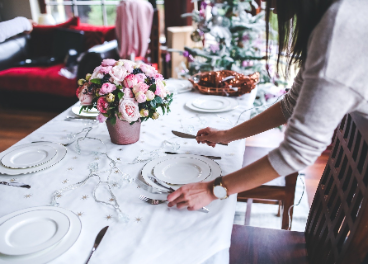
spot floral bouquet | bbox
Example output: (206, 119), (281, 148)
(76, 59), (173, 125)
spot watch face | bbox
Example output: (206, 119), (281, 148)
(214, 186), (227, 199)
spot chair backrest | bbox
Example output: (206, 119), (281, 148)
(305, 113), (368, 264)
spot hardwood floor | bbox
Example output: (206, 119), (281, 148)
(0, 105), (327, 207)
(0, 105), (59, 152)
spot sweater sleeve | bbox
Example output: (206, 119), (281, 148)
(280, 69), (304, 120)
(0, 17), (32, 43)
(268, 77), (362, 176)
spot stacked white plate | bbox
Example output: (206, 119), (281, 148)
(186, 96), (238, 113)
(0, 142), (67, 176)
(0, 206), (81, 264)
(140, 154), (222, 192)
(72, 104), (99, 118)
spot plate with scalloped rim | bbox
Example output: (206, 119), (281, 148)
(0, 142), (67, 176)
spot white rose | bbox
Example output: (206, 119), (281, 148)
(118, 99), (140, 123)
(109, 65), (129, 83)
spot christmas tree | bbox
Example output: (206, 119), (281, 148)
(177, 0), (287, 87)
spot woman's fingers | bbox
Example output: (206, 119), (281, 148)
(167, 188), (184, 206)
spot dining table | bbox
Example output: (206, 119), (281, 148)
(0, 87), (257, 264)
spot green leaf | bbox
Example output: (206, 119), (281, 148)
(109, 116), (116, 125)
(79, 106), (87, 114)
(149, 84), (156, 92)
(90, 79), (102, 85)
(117, 90), (124, 100)
(155, 96), (163, 104)
(161, 105), (165, 115)
(150, 100), (156, 108)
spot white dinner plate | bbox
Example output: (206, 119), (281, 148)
(0, 210), (70, 256)
(0, 143), (67, 176)
(1, 145), (57, 169)
(72, 105), (99, 117)
(0, 206), (81, 264)
(185, 96), (238, 113)
(192, 97), (231, 110)
(165, 79), (193, 94)
(141, 154), (222, 192)
(153, 157), (211, 185)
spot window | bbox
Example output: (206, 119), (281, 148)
(45, 0), (164, 27)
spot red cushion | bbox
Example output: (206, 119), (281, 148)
(70, 24), (115, 50)
(30, 17), (80, 57)
(0, 64), (77, 97)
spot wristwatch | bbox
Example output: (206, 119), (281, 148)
(213, 176), (228, 200)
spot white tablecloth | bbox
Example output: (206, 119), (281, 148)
(0, 89), (256, 264)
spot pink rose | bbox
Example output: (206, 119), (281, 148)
(91, 66), (104, 79)
(109, 65), (129, 84)
(101, 59), (116, 67)
(139, 63), (157, 77)
(135, 73), (146, 83)
(99, 83), (116, 95)
(117, 59), (135, 72)
(123, 88), (134, 99)
(77, 86), (93, 106)
(145, 90), (155, 101)
(97, 97), (109, 113)
(97, 113), (107, 123)
(132, 83), (149, 94)
(155, 79), (165, 97)
(100, 66), (112, 74)
(119, 99), (140, 123)
(135, 91), (147, 103)
(123, 74), (139, 88)
(154, 73), (164, 81)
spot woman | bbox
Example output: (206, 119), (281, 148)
(167, 0), (368, 210)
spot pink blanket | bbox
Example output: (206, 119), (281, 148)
(115, 0), (154, 59)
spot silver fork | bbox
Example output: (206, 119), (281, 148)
(139, 195), (209, 213)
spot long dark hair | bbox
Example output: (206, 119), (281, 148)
(265, 0), (334, 75)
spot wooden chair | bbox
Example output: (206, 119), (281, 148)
(230, 113), (368, 264)
(237, 146), (298, 230)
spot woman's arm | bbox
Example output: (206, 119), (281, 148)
(196, 101), (286, 146)
(196, 70), (304, 146)
(169, 77), (363, 210)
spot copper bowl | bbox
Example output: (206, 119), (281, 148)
(189, 70), (260, 96)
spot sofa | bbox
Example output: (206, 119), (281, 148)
(0, 17), (118, 109)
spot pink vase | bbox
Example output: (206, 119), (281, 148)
(106, 118), (141, 145)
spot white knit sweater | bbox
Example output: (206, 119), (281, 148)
(268, 0), (368, 176)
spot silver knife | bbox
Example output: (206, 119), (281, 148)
(165, 152), (221, 160)
(0, 182), (31, 189)
(85, 226), (109, 264)
(148, 176), (175, 192)
(172, 130), (228, 146)
(66, 116), (97, 120)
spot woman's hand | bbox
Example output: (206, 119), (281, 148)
(196, 127), (229, 147)
(167, 181), (217, 211)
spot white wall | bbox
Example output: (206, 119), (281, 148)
(0, 0), (40, 22)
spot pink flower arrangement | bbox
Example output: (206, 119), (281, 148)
(76, 59), (173, 125)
